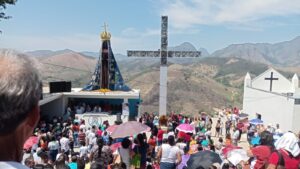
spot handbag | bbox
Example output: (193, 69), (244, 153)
(131, 149), (141, 169)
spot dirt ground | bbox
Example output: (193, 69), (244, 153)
(211, 116), (250, 150)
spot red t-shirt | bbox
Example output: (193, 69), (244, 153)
(184, 134), (191, 142)
(148, 138), (156, 147)
(72, 125), (79, 132)
(157, 129), (164, 141)
(97, 130), (103, 137)
(268, 149), (300, 169)
(178, 131), (191, 142)
(251, 145), (272, 169)
(237, 122), (244, 130)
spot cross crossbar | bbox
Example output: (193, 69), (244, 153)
(264, 72), (279, 92)
(127, 50), (201, 58)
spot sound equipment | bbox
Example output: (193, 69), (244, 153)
(49, 81), (71, 93)
(40, 82), (43, 100)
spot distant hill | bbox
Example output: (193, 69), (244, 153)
(36, 50), (96, 87)
(26, 49), (75, 58)
(212, 36), (300, 66)
(169, 42), (198, 51)
(80, 51), (99, 58)
(2, 36), (300, 113)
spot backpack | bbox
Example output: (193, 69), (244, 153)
(216, 122), (221, 128)
(274, 150), (285, 169)
(113, 148), (122, 164)
(264, 150), (285, 169)
(225, 121), (231, 129)
(131, 146), (141, 168)
(131, 153), (141, 168)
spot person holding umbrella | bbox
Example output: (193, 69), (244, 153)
(157, 135), (182, 169)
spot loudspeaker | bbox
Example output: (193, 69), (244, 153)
(64, 81), (71, 92)
(40, 82), (43, 100)
(49, 81), (72, 93)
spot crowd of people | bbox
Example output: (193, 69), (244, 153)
(17, 108), (300, 169)
(68, 102), (124, 115)
(1, 50), (300, 169)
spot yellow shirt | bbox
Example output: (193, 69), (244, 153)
(188, 139), (197, 154)
(84, 162), (90, 169)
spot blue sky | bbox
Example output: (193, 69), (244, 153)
(1, 0), (300, 54)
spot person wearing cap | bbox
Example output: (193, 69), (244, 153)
(266, 123), (275, 134)
(0, 53), (41, 169)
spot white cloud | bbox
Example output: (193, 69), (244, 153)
(114, 26), (202, 53)
(159, 0), (300, 29)
(121, 27), (160, 38)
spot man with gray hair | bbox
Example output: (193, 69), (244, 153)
(0, 52), (42, 169)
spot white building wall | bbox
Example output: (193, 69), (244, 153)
(40, 97), (64, 119)
(243, 87), (294, 132)
(292, 104), (300, 132)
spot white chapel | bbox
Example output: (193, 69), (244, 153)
(243, 68), (300, 132)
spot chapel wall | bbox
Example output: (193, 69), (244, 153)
(243, 87), (294, 132)
(292, 104), (300, 132)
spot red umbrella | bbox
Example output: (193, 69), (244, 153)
(106, 124), (118, 134)
(221, 145), (242, 157)
(23, 136), (38, 150)
(110, 142), (122, 152)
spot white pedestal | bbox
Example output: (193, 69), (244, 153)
(159, 66), (167, 116)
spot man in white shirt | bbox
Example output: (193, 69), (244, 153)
(60, 135), (70, 155)
(87, 126), (96, 150)
(0, 53), (41, 169)
(76, 106), (83, 114)
(232, 127), (240, 146)
(122, 103), (129, 120)
(79, 142), (89, 158)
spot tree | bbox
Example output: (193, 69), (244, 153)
(0, 0), (16, 33)
(0, 0), (17, 20)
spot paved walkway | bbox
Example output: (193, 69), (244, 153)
(211, 116), (249, 150)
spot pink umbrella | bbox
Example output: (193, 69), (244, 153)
(110, 121), (151, 138)
(106, 124), (118, 134)
(176, 123), (194, 133)
(23, 136), (38, 150)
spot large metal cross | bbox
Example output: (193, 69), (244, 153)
(127, 16), (201, 116)
(265, 72), (279, 92)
